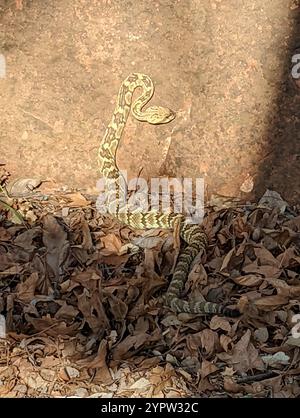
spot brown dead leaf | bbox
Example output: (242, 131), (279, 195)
(55, 301), (79, 321)
(232, 215), (251, 238)
(16, 272), (40, 303)
(25, 316), (80, 336)
(200, 359), (218, 378)
(0, 227), (11, 241)
(15, 0), (23, 10)
(283, 215), (300, 232)
(188, 263), (207, 287)
(79, 340), (113, 384)
(209, 316), (231, 333)
(236, 294), (252, 314)
(267, 278), (300, 297)
(243, 263), (282, 279)
(129, 377), (151, 391)
(231, 329), (265, 373)
(65, 192), (90, 207)
(221, 366), (236, 377)
(137, 357), (161, 370)
(77, 288), (109, 334)
(134, 316), (150, 334)
(112, 328), (161, 362)
(78, 339), (107, 368)
(97, 252), (131, 268)
(198, 376), (215, 392)
(276, 247), (300, 268)
(100, 233), (123, 255)
(265, 278), (300, 298)
(71, 270), (101, 287)
(0, 264), (23, 277)
(81, 218), (93, 250)
(42, 214), (69, 281)
(254, 246), (280, 267)
(107, 294), (128, 320)
(223, 376), (242, 393)
(187, 329), (219, 356)
(58, 367), (71, 382)
(220, 248), (235, 271)
(254, 295), (289, 309)
(111, 335), (146, 361)
(14, 227), (41, 252)
(220, 334), (233, 352)
(232, 274), (263, 287)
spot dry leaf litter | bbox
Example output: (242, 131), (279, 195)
(0, 184), (299, 398)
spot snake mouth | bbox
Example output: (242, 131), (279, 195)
(168, 111), (176, 122)
(158, 110), (176, 124)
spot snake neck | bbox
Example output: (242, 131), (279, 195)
(98, 73), (154, 177)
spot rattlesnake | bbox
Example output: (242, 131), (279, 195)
(98, 73), (239, 317)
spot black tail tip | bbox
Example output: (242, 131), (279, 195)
(223, 307), (241, 318)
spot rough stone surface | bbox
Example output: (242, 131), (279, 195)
(0, 0), (299, 203)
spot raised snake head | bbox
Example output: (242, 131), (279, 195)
(145, 106), (176, 124)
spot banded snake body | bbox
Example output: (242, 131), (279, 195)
(98, 73), (239, 317)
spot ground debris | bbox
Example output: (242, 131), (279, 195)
(0, 193), (299, 397)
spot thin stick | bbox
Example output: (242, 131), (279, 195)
(19, 107), (54, 130)
(236, 371), (278, 384)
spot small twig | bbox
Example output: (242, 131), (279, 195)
(19, 107), (54, 131)
(236, 371), (278, 384)
(23, 323), (58, 339)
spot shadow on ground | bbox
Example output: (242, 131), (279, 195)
(254, 6), (300, 204)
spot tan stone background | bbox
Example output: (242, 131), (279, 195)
(0, 0), (299, 203)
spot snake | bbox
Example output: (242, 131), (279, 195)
(98, 73), (239, 317)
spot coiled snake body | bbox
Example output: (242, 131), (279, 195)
(98, 73), (239, 317)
